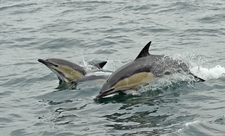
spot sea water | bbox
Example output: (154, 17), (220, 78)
(1, 0), (225, 135)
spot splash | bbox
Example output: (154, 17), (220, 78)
(80, 52), (88, 68)
(139, 65), (225, 94)
(80, 57), (113, 76)
(171, 50), (225, 81)
(178, 120), (201, 132)
(79, 52), (99, 73)
(190, 65), (225, 80)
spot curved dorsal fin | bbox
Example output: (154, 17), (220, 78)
(135, 41), (151, 60)
(94, 61), (107, 69)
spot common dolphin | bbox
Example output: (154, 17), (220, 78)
(38, 58), (107, 83)
(95, 41), (205, 99)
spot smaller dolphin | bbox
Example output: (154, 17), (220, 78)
(95, 41), (205, 99)
(38, 58), (107, 83)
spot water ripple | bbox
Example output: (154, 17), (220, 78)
(1, 0), (225, 135)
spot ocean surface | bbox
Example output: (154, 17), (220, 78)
(1, 0), (225, 135)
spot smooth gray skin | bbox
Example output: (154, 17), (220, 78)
(38, 58), (107, 83)
(95, 41), (204, 99)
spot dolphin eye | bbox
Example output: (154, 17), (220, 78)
(53, 64), (58, 67)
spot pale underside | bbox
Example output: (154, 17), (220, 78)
(49, 65), (84, 83)
(106, 72), (155, 95)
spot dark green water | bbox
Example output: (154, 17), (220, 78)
(1, 0), (225, 135)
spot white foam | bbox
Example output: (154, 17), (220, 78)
(86, 71), (112, 76)
(178, 120), (200, 132)
(81, 60), (113, 76)
(185, 120), (200, 127)
(190, 65), (225, 80)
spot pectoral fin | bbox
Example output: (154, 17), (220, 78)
(189, 72), (205, 82)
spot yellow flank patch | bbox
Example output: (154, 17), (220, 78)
(51, 65), (84, 81)
(113, 72), (155, 91)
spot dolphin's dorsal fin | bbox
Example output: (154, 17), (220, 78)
(94, 61), (107, 69)
(135, 41), (151, 60)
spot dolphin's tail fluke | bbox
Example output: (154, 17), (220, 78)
(189, 72), (205, 82)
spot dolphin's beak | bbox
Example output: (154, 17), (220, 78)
(38, 59), (58, 67)
(95, 88), (115, 100)
(38, 59), (48, 65)
(38, 59), (67, 82)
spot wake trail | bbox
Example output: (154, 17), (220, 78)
(190, 65), (225, 80)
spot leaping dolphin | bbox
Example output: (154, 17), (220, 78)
(95, 41), (205, 99)
(38, 58), (107, 83)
